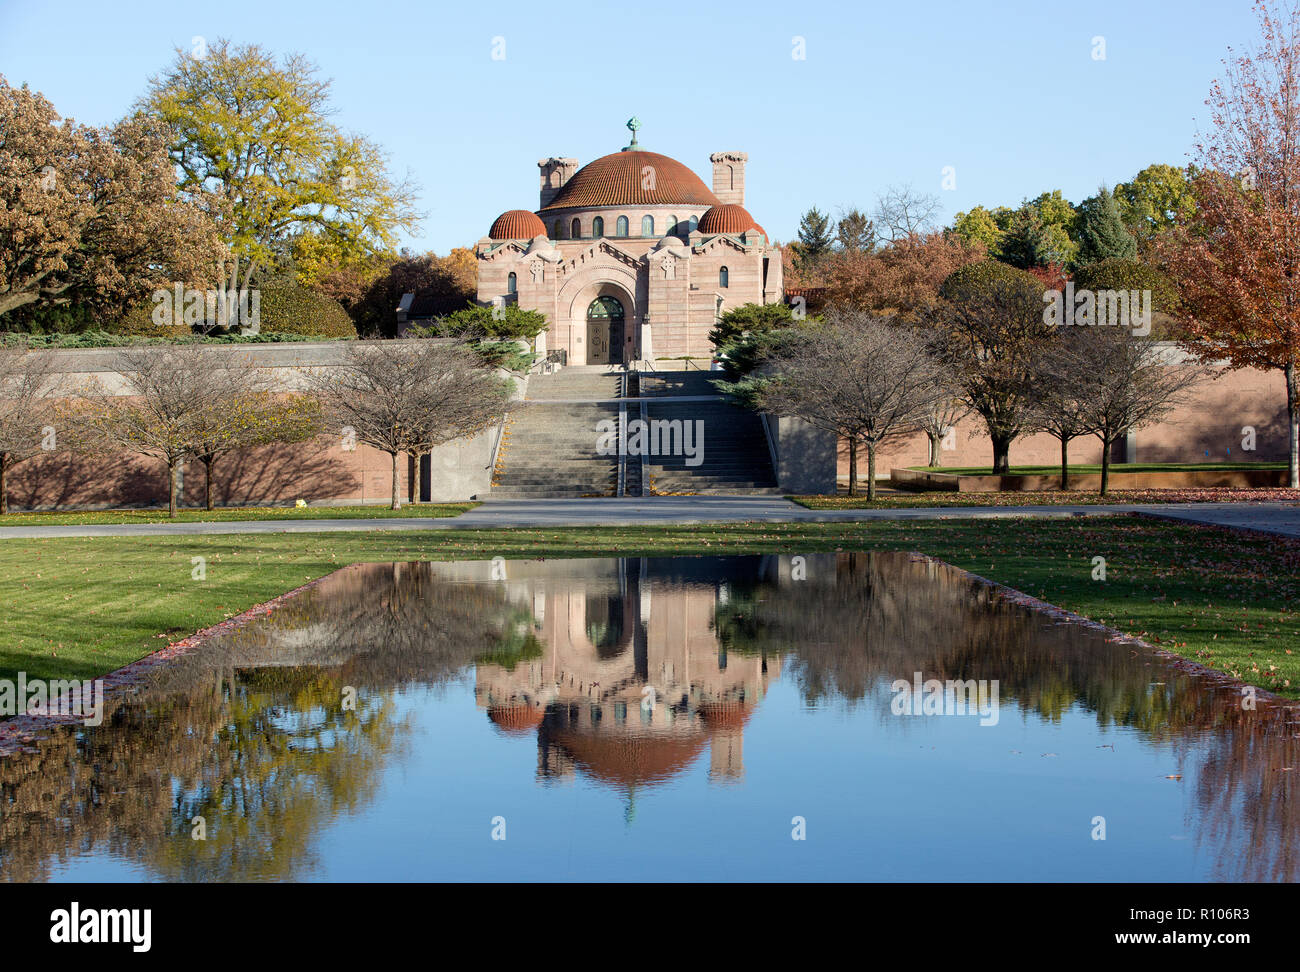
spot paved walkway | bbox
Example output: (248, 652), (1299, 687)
(0, 497), (1297, 539)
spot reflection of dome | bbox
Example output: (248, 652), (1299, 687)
(489, 209), (547, 240)
(548, 727), (708, 788)
(698, 699), (753, 729)
(487, 703), (545, 735)
(698, 203), (765, 238)
(539, 150), (720, 211)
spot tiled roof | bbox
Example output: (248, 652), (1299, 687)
(698, 203), (765, 238)
(539, 150), (720, 211)
(489, 209), (547, 240)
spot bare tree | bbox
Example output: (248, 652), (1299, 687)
(81, 347), (253, 516)
(308, 341), (511, 509)
(873, 184), (941, 244)
(0, 345), (61, 514)
(188, 369), (325, 510)
(1074, 327), (1207, 495)
(1025, 328), (1094, 489)
(746, 308), (952, 500)
(918, 394), (971, 468)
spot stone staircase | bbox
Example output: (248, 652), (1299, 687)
(489, 367), (778, 497)
(490, 369), (622, 498)
(637, 371), (779, 495)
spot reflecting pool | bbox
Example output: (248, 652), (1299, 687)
(2, 552), (1297, 882)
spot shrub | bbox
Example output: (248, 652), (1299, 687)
(257, 282), (357, 338)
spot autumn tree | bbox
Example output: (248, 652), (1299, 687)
(307, 342), (511, 509)
(823, 232), (985, 321)
(1159, 0), (1300, 487)
(0, 75), (219, 324)
(353, 249), (477, 336)
(0, 346), (61, 514)
(935, 259), (1056, 473)
(140, 40), (420, 330)
(730, 310), (952, 500)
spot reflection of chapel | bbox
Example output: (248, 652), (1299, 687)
(475, 120), (784, 366)
(474, 559), (780, 794)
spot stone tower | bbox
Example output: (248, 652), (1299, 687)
(538, 157), (579, 209)
(709, 151), (747, 206)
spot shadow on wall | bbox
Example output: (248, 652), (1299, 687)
(8, 436), (360, 511)
(9, 452), (163, 510)
(214, 438), (359, 507)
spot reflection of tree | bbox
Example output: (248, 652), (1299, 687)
(0, 562), (528, 882)
(715, 551), (1300, 881)
(4, 555), (1300, 883)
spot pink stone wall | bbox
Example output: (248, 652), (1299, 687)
(838, 365), (1290, 478)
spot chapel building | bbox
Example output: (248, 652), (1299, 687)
(475, 122), (783, 366)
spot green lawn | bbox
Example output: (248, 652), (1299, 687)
(909, 462), (1288, 475)
(791, 488), (1300, 509)
(0, 502), (478, 526)
(1, 518), (1297, 697)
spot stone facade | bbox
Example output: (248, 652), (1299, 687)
(477, 141), (782, 365)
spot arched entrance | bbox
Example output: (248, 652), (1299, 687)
(586, 296), (624, 365)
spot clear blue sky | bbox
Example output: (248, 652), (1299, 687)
(0, 0), (1262, 253)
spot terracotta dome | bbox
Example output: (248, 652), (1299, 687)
(698, 203), (765, 238)
(540, 150), (720, 211)
(489, 209), (547, 240)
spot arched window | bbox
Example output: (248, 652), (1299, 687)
(592, 216), (604, 237)
(688, 215), (699, 232)
(719, 266), (729, 288)
(552, 220), (562, 239)
(507, 272), (517, 294)
(616, 215), (629, 237)
(642, 215), (654, 236)
(571, 217), (581, 239)
(666, 215), (678, 235)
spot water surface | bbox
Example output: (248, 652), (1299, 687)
(2, 553), (1296, 882)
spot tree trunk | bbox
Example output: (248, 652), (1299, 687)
(1060, 436), (1070, 491)
(1099, 435), (1112, 497)
(1288, 361), (1299, 489)
(410, 452), (422, 506)
(847, 438), (858, 497)
(867, 440), (878, 501)
(0, 452), (7, 515)
(928, 430), (942, 467)
(168, 459), (179, 517)
(390, 451), (401, 510)
(991, 432), (1012, 475)
(202, 455), (215, 510)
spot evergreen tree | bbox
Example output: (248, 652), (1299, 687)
(835, 208), (876, 252)
(1077, 185), (1138, 264)
(797, 207), (834, 264)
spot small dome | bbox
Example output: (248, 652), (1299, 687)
(489, 209), (548, 240)
(698, 203), (765, 238)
